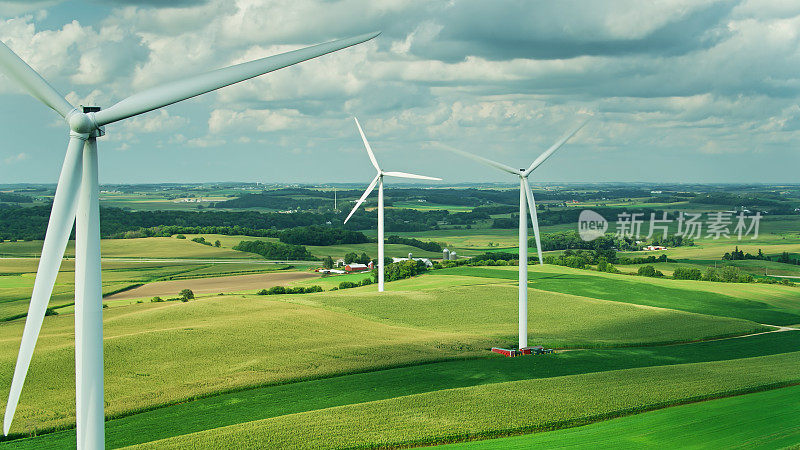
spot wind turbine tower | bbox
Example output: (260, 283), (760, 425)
(344, 117), (441, 292)
(444, 116), (591, 348)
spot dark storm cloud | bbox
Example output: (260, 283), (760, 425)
(408, 0), (738, 62)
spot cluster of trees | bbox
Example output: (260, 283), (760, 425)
(344, 252), (372, 265)
(385, 235), (442, 252)
(543, 249), (621, 272)
(150, 289), (194, 303)
(0, 193), (33, 203)
(232, 240), (315, 260)
(721, 247), (800, 265)
(279, 226), (370, 246)
(722, 246), (764, 261)
(257, 285), (323, 295)
(379, 259), (430, 282)
(649, 235), (693, 248)
(190, 236), (221, 247)
(637, 265), (664, 277)
(543, 249), (595, 269)
(616, 254), (671, 265)
(776, 252), (800, 265)
(471, 252), (523, 262)
(336, 279), (373, 290)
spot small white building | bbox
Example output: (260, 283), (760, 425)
(334, 258), (345, 268)
(392, 256), (434, 267)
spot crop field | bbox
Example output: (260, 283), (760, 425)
(7, 331), (798, 448)
(103, 271), (317, 301)
(0, 238), (255, 259)
(129, 351), (800, 449)
(0, 258), (292, 320)
(0, 256), (798, 448)
(443, 383), (800, 449)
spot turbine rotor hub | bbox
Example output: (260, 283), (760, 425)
(67, 107), (104, 137)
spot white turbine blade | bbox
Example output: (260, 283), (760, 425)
(441, 146), (519, 175)
(4, 135), (85, 436)
(382, 171), (441, 181)
(0, 40), (74, 118)
(93, 32), (380, 126)
(524, 115), (592, 176)
(522, 178), (544, 266)
(343, 173), (380, 224)
(353, 117), (381, 171)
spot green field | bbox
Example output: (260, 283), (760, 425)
(443, 384), (800, 449)
(6, 331), (797, 448)
(303, 276), (766, 347)
(1, 239), (799, 448)
(129, 351), (800, 449)
(438, 266), (800, 325)
(0, 238), (255, 259)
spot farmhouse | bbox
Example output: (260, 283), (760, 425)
(344, 263), (372, 272)
(644, 245), (667, 251)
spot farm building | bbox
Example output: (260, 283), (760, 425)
(644, 245), (667, 251)
(344, 263), (372, 272)
(392, 256), (433, 267)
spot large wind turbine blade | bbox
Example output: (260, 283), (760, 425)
(382, 171), (441, 181)
(522, 178), (544, 266)
(93, 32), (380, 126)
(0, 40), (74, 118)
(524, 115), (592, 176)
(441, 146), (519, 175)
(3, 135), (85, 436)
(343, 173), (380, 224)
(353, 117), (380, 171)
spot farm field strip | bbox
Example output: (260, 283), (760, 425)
(103, 271), (318, 301)
(0, 295), (493, 435)
(5, 331), (798, 449)
(126, 351), (800, 449)
(437, 266), (800, 325)
(442, 383), (800, 449)
(297, 279), (767, 347)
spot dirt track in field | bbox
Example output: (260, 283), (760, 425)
(105, 271), (318, 300)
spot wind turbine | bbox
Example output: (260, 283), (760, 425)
(443, 116), (591, 349)
(0, 31), (380, 448)
(344, 117), (441, 292)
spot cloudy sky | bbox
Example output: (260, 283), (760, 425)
(0, 0), (798, 185)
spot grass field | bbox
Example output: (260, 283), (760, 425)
(438, 266), (800, 325)
(442, 383), (800, 449)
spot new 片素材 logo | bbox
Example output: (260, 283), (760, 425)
(578, 210), (607, 241)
